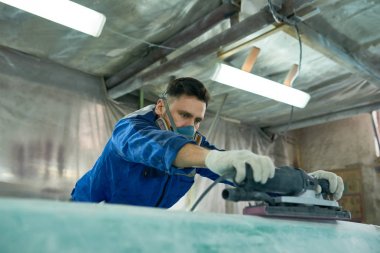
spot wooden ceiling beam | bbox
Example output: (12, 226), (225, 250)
(241, 47), (261, 72)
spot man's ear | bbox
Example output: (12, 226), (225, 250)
(155, 98), (165, 116)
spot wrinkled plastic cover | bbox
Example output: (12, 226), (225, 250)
(1, 0), (379, 127)
(0, 0), (221, 76)
(0, 48), (132, 199)
(0, 46), (292, 211)
(1, 0), (380, 215)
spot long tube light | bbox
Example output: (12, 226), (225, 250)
(211, 63), (311, 108)
(0, 0), (106, 37)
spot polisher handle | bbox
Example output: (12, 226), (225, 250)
(318, 179), (331, 194)
(233, 165), (311, 195)
(223, 165), (335, 202)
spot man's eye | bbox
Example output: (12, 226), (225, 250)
(180, 113), (190, 118)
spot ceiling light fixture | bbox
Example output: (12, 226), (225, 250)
(211, 63), (311, 108)
(0, 0), (106, 37)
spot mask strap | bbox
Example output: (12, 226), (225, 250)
(161, 98), (178, 132)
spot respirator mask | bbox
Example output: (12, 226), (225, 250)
(157, 97), (195, 140)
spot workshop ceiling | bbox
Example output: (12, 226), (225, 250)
(1, 0), (379, 132)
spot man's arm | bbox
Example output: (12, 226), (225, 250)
(173, 144), (209, 168)
(174, 144), (276, 184)
(176, 145), (345, 200)
(112, 118), (194, 174)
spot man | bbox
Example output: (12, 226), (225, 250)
(71, 77), (344, 208)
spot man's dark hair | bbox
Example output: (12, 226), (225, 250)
(164, 77), (210, 106)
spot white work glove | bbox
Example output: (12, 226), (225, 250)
(205, 150), (275, 184)
(308, 170), (344, 200)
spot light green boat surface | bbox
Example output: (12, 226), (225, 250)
(1, 198), (379, 253)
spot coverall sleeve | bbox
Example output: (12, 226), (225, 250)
(111, 117), (194, 174)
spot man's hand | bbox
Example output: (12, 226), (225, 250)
(205, 150), (275, 184)
(308, 170), (344, 200)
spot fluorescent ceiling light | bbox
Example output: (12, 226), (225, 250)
(0, 0), (106, 37)
(211, 63), (311, 108)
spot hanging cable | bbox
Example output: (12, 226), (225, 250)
(267, 0), (303, 74)
(267, 0), (299, 26)
(106, 27), (177, 51)
(294, 24), (302, 74)
(267, 0), (304, 135)
(283, 25), (302, 134)
(283, 106), (294, 134)
(267, 0), (283, 24)
(282, 25), (302, 135)
(189, 171), (235, 212)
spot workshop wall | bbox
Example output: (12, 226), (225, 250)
(294, 114), (380, 225)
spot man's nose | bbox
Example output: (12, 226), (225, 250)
(187, 121), (199, 131)
(180, 123), (196, 131)
(178, 118), (195, 127)
(183, 121), (195, 128)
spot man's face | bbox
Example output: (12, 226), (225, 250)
(155, 95), (206, 131)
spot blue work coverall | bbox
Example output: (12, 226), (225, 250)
(71, 105), (221, 208)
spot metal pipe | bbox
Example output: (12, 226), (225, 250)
(105, 3), (240, 89)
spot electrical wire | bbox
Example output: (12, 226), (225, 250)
(267, 0), (303, 77)
(283, 24), (303, 134)
(267, 0), (283, 24)
(267, 0), (304, 135)
(294, 24), (302, 74)
(282, 25), (302, 135)
(106, 27), (177, 51)
(283, 106), (294, 134)
(189, 171), (235, 212)
(267, 0), (299, 26)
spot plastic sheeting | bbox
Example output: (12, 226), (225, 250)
(0, 0), (221, 76)
(0, 46), (293, 213)
(0, 47), (130, 200)
(1, 0), (380, 129)
(1, 0), (379, 215)
(224, 29), (380, 127)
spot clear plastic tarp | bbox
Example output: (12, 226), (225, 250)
(0, 47), (293, 213)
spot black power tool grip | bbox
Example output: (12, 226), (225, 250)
(317, 178), (330, 194)
(222, 165), (331, 202)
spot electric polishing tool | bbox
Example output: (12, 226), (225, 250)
(222, 165), (351, 220)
